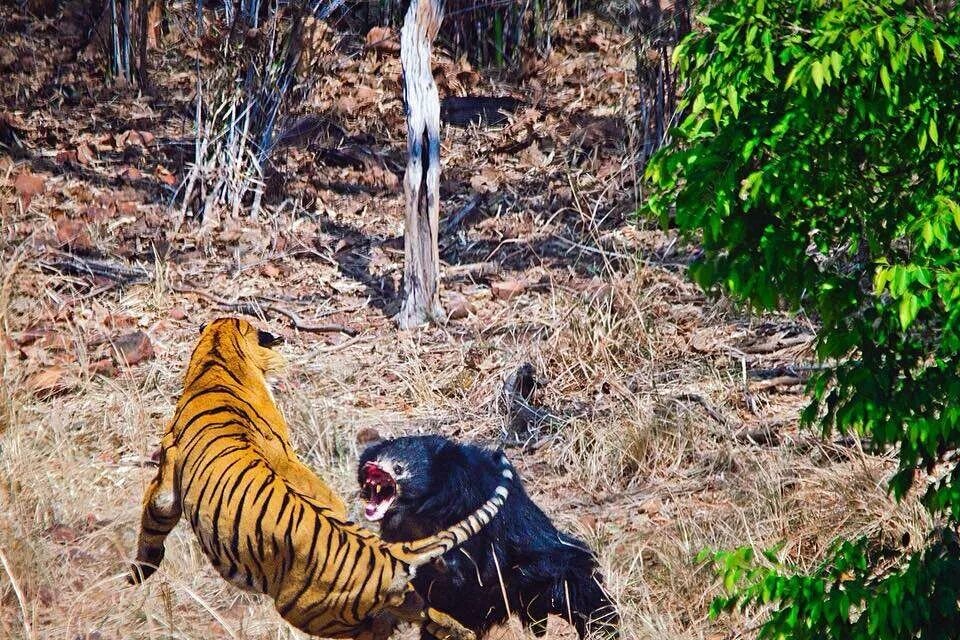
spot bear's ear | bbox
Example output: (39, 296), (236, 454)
(356, 427), (383, 449)
(257, 329), (284, 348)
(199, 323), (207, 334)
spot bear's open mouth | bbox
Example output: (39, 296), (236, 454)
(360, 461), (397, 521)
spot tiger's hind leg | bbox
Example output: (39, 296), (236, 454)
(129, 442), (181, 584)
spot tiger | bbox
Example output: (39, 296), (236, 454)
(129, 317), (513, 640)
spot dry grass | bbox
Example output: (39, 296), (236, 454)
(0, 240), (929, 639)
(0, 6), (931, 640)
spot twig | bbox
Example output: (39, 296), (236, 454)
(0, 547), (35, 640)
(267, 304), (356, 335)
(170, 284), (356, 335)
(672, 392), (728, 427)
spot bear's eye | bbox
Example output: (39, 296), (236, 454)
(394, 463), (404, 476)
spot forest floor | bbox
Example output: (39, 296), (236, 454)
(0, 4), (927, 640)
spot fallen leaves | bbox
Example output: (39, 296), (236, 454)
(154, 165), (176, 185)
(469, 166), (500, 194)
(115, 129), (154, 148)
(14, 170), (46, 207)
(54, 217), (93, 252)
(365, 26), (399, 54)
(75, 142), (95, 165)
(27, 366), (70, 398)
(491, 279), (526, 301)
(107, 331), (155, 366)
(444, 291), (476, 320)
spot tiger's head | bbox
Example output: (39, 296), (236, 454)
(196, 317), (287, 378)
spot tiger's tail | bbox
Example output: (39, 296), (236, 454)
(387, 453), (513, 566)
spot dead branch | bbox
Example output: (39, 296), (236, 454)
(39, 251), (153, 285)
(752, 376), (804, 391)
(170, 285), (356, 335)
(741, 333), (812, 354)
(396, 0), (445, 329)
(747, 364), (824, 380)
(442, 261), (500, 282)
(440, 95), (524, 128)
(671, 391), (728, 427)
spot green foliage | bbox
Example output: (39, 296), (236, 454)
(646, 0), (960, 637)
(700, 530), (960, 639)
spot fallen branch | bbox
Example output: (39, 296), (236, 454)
(672, 391), (728, 427)
(752, 376), (803, 391)
(741, 333), (812, 355)
(441, 261), (500, 282)
(440, 95), (523, 128)
(747, 364), (824, 379)
(40, 251), (152, 285)
(170, 284), (356, 335)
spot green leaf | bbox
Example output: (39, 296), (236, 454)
(830, 50), (842, 76)
(644, 5), (960, 636)
(933, 39), (944, 65)
(874, 266), (892, 295)
(764, 50), (776, 82)
(922, 221), (934, 246)
(785, 63), (802, 89)
(727, 86), (740, 118)
(811, 61), (824, 91)
(910, 32), (925, 58)
(692, 92), (707, 114)
(936, 158), (947, 183)
(899, 293), (920, 330)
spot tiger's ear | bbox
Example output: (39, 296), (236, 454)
(257, 329), (284, 348)
(199, 323), (207, 334)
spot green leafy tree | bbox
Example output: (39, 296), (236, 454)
(646, 0), (960, 637)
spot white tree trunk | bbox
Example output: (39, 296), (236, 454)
(396, 0), (446, 329)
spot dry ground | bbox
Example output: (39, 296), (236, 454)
(0, 4), (929, 640)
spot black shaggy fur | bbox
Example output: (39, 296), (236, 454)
(358, 435), (618, 639)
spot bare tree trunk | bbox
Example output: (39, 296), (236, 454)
(396, 0), (446, 329)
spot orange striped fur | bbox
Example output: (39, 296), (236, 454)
(129, 318), (512, 639)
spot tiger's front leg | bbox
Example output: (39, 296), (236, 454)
(129, 442), (181, 584)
